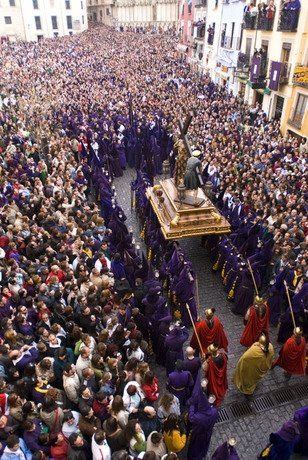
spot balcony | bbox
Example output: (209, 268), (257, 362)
(194, 22), (206, 39)
(287, 115), (303, 130)
(292, 64), (308, 87)
(221, 36), (241, 50)
(280, 62), (291, 84)
(236, 52), (250, 73)
(195, 0), (207, 7)
(243, 12), (257, 29)
(207, 27), (215, 45)
(256, 11), (275, 30)
(249, 54), (268, 88)
(268, 60), (290, 90)
(277, 7), (300, 32)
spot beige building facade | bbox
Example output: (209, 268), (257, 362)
(238, 0), (307, 138)
(87, 0), (178, 31)
(0, 0), (88, 42)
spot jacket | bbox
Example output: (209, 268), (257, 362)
(91, 434), (111, 460)
(1, 438), (32, 460)
(63, 372), (80, 403)
(163, 429), (186, 453)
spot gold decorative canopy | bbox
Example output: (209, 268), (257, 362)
(147, 178), (230, 240)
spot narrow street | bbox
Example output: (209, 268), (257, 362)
(115, 168), (308, 458)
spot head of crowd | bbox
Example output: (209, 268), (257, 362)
(0, 22), (307, 460)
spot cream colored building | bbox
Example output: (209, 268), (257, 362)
(0, 0), (88, 42)
(88, 0), (178, 31)
(87, 0), (114, 26)
(238, 0), (307, 138)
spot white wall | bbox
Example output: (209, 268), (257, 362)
(0, 0), (88, 41)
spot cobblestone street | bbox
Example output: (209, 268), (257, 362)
(115, 168), (308, 459)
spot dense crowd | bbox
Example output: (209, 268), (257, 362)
(0, 24), (307, 460)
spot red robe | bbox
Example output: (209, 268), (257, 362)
(206, 352), (228, 406)
(273, 336), (306, 375)
(190, 317), (228, 354)
(240, 304), (270, 347)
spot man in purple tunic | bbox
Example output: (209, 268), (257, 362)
(164, 323), (189, 375)
(294, 405), (308, 456)
(187, 373), (218, 460)
(211, 440), (240, 459)
(167, 360), (194, 406)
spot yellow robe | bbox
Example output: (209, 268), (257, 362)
(233, 342), (274, 395)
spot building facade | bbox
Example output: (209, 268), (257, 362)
(0, 0), (87, 42)
(89, 0), (178, 31)
(87, 0), (115, 26)
(237, 0), (307, 138)
(215, 0), (245, 94)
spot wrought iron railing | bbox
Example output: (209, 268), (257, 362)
(287, 115), (303, 130)
(259, 57), (269, 78)
(280, 62), (291, 84)
(207, 28), (215, 45)
(277, 8), (300, 32)
(237, 52), (250, 72)
(256, 12), (275, 30)
(221, 36), (241, 50)
(243, 12), (257, 29)
(195, 0), (207, 6)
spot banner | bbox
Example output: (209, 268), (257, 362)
(250, 55), (261, 82)
(293, 65), (308, 87)
(269, 61), (282, 91)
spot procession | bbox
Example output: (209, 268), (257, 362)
(0, 13), (307, 460)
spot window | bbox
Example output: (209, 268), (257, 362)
(230, 22), (235, 48)
(245, 37), (252, 57)
(9, 0), (16, 6)
(37, 35), (43, 41)
(66, 15), (72, 29)
(82, 15), (84, 24)
(54, 31), (58, 37)
(5, 16), (12, 24)
(291, 94), (307, 127)
(65, 0), (71, 9)
(33, 0), (39, 8)
(35, 16), (42, 29)
(69, 31), (73, 35)
(51, 15), (58, 29)
(81, 0), (83, 8)
(100, 9), (103, 17)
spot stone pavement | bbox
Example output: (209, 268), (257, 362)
(114, 168), (308, 459)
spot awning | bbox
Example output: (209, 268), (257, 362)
(177, 44), (188, 52)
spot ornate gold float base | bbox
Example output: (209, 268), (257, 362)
(146, 178), (230, 240)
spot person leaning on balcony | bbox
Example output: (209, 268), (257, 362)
(266, 0), (275, 20)
(284, 0), (301, 11)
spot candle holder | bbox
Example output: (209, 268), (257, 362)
(177, 181), (186, 204)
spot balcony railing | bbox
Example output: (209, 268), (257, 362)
(237, 52), (250, 72)
(243, 12), (257, 29)
(277, 8), (300, 32)
(207, 28), (215, 45)
(287, 115), (303, 130)
(221, 36), (241, 50)
(195, 23), (206, 39)
(256, 11), (275, 30)
(280, 62), (291, 84)
(195, 0), (207, 7)
(259, 58), (269, 78)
